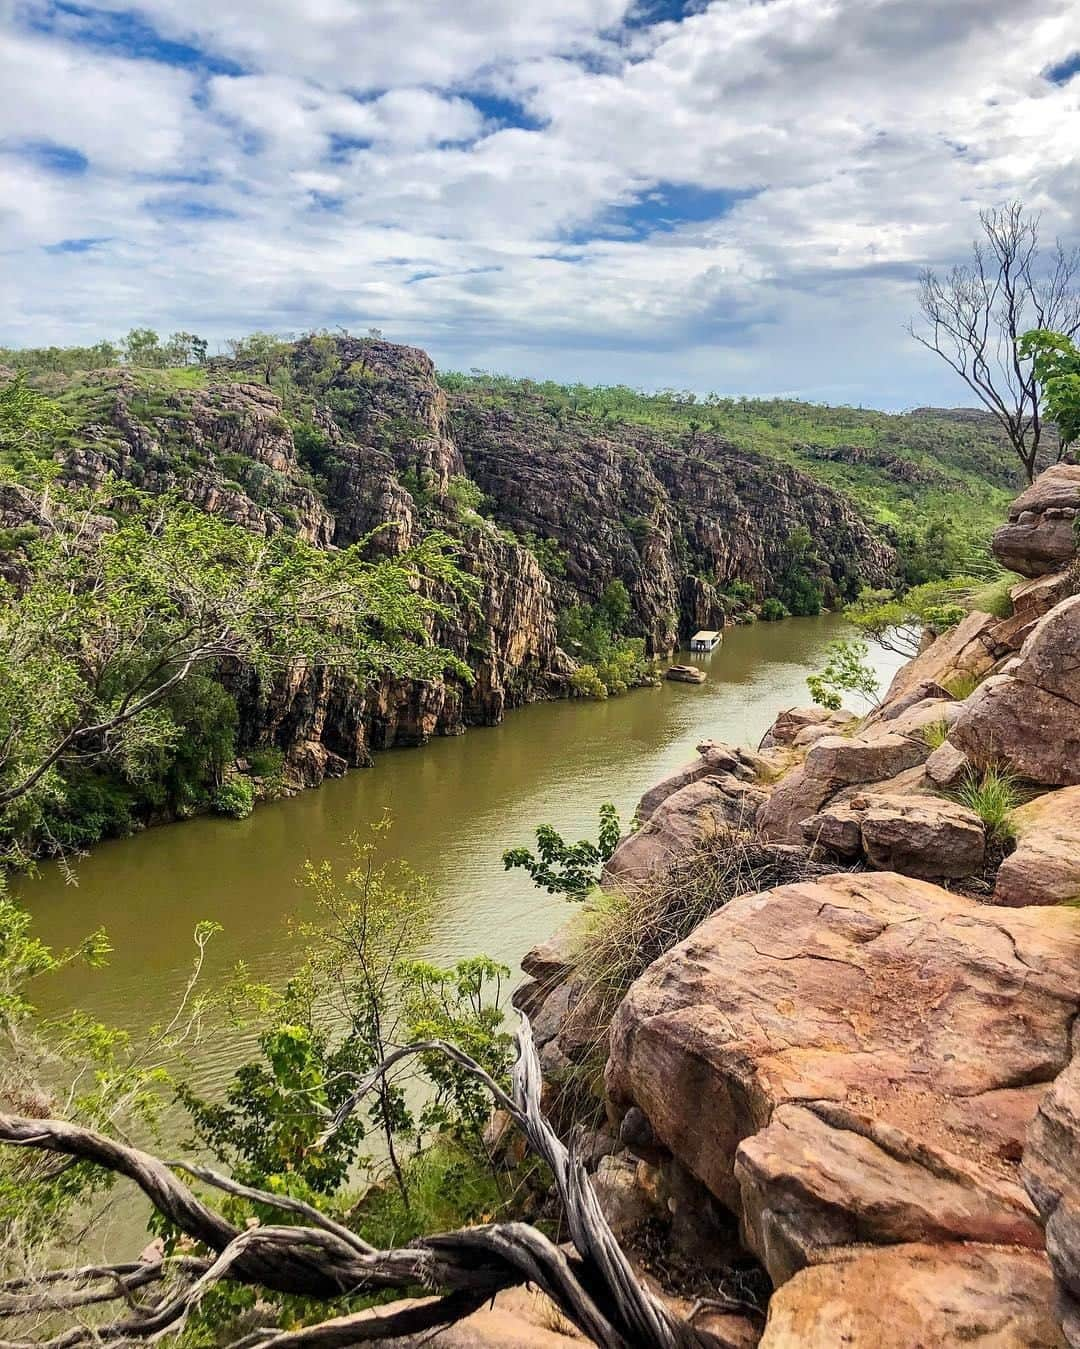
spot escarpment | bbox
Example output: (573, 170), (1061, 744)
(517, 462), (1080, 1346)
(449, 388), (897, 650)
(35, 336), (900, 788)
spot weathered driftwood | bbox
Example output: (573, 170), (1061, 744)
(0, 1016), (718, 1348)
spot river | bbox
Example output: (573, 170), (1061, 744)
(23, 616), (903, 1106)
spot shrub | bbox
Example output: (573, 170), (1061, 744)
(759, 597), (789, 622)
(964, 575), (1014, 619)
(444, 473), (487, 518)
(570, 664), (607, 699)
(212, 776), (255, 819)
(807, 638), (880, 710)
(952, 766), (1022, 843)
(246, 746), (284, 778)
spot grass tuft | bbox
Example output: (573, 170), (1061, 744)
(944, 672), (982, 700)
(951, 765), (1022, 843)
(921, 718), (952, 750)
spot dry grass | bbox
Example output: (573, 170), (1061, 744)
(575, 831), (838, 1022)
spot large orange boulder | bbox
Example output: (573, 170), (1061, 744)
(606, 872), (1079, 1257)
(992, 464), (1080, 578)
(759, 1244), (1066, 1348)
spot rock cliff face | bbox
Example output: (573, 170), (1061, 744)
(450, 389), (897, 649)
(41, 336), (898, 784)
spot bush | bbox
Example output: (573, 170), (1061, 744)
(246, 746), (284, 778)
(570, 664), (607, 699)
(212, 776), (255, 819)
(759, 597), (789, 622)
(444, 473), (487, 518)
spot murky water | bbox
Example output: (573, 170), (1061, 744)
(23, 616), (902, 1103)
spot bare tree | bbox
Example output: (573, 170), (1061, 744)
(910, 201), (1080, 483)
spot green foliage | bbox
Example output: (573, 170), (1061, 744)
(520, 531), (568, 578)
(443, 473), (487, 518)
(247, 746), (285, 778)
(964, 574), (1015, 619)
(846, 578), (979, 657)
(212, 776), (255, 819)
(775, 527), (825, 615)
(179, 826), (513, 1211)
(558, 580), (652, 696)
(0, 376), (69, 464)
(922, 719), (952, 750)
(944, 671), (982, 700)
(951, 766), (1022, 844)
(0, 475), (475, 856)
(503, 802), (621, 898)
(807, 638), (880, 710)
(759, 597), (789, 621)
(1020, 329), (1080, 450)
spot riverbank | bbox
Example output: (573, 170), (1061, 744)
(23, 618), (903, 1094)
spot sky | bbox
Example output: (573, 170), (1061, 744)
(1, 0), (1079, 408)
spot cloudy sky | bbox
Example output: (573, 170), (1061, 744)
(2, 0), (1078, 406)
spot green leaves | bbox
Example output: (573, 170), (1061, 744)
(1020, 328), (1080, 451)
(806, 637), (880, 711)
(503, 802), (621, 898)
(0, 476), (476, 850)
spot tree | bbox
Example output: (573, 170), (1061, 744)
(0, 474), (474, 846)
(227, 331), (289, 385)
(846, 580), (971, 658)
(1020, 328), (1080, 453)
(806, 638), (880, 710)
(121, 328), (165, 368)
(910, 202), (1080, 483)
(0, 376), (68, 460)
(503, 802), (621, 897)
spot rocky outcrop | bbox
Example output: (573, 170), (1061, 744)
(636, 741), (773, 821)
(951, 595), (1080, 787)
(994, 787), (1080, 907)
(880, 609), (1001, 704)
(802, 792), (985, 878)
(1025, 1053), (1080, 1346)
(603, 774), (768, 895)
(759, 1244), (1066, 1348)
(757, 705), (856, 749)
(757, 730), (931, 844)
(450, 388), (897, 649)
(992, 464), (1080, 577)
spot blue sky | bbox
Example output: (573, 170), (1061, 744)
(1, 0), (1078, 407)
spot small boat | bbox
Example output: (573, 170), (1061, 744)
(666, 664), (707, 684)
(690, 629), (722, 651)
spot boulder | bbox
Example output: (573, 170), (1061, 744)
(606, 872), (1080, 1218)
(803, 793), (985, 879)
(879, 696), (960, 739)
(925, 738), (971, 789)
(951, 674), (1080, 787)
(636, 741), (760, 821)
(993, 464), (1080, 578)
(871, 678), (953, 723)
(881, 610), (1000, 705)
(759, 1244), (1066, 1348)
(758, 706), (856, 749)
(365, 1288), (585, 1346)
(1024, 1053), (1080, 1346)
(994, 787), (1080, 907)
(1012, 594), (1080, 710)
(666, 663), (706, 684)
(757, 733), (930, 845)
(736, 1102), (1043, 1284)
(1013, 570), (1076, 621)
(603, 774), (767, 894)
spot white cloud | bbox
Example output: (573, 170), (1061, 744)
(2, 0), (1079, 407)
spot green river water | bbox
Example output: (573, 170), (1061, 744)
(22, 615), (902, 1126)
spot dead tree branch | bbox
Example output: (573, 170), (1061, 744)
(0, 1018), (719, 1347)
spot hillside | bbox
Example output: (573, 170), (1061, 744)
(0, 333), (1019, 843)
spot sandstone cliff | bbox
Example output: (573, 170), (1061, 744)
(37, 337), (899, 786)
